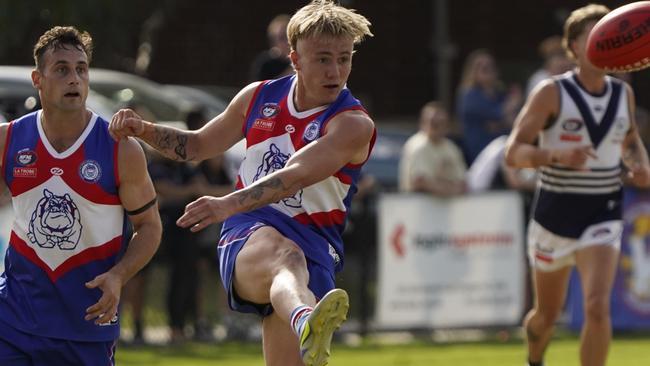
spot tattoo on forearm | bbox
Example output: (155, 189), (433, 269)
(153, 127), (190, 161)
(174, 134), (188, 160)
(236, 177), (288, 211)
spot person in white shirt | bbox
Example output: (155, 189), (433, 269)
(399, 101), (466, 196)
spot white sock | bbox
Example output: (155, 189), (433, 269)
(290, 305), (313, 336)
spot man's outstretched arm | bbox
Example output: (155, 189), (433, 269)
(108, 82), (259, 162)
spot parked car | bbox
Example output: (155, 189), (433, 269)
(0, 65), (118, 121)
(164, 84), (228, 120)
(90, 69), (244, 178)
(89, 68), (197, 124)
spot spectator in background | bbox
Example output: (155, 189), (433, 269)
(466, 135), (538, 194)
(147, 107), (235, 344)
(399, 101), (466, 196)
(526, 36), (574, 96)
(184, 108), (235, 342)
(249, 14), (293, 81)
(456, 49), (522, 164)
(147, 144), (201, 344)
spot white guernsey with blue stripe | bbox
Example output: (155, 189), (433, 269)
(529, 71), (629, 269)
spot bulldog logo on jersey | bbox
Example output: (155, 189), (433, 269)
(253, 143), (303, 207)
(254, 143), (290, 181)
(15, 148), (37, 166)
(261, 103), (280, 118)
(303, 120), (320, 142)
(282, 189), (303, 208)
(79, 160), (101, 183)
(28, 189), (82, 250)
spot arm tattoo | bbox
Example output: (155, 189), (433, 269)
(236, 177), (288, 211)
(152, 126), (190, 161)
(174, 134), (188, 160)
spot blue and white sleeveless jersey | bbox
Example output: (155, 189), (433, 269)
(0, 110), (129, 341)
(224, 75), (375, 272)
(533, 71), (630, 238)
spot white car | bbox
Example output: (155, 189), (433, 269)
(0, 65), (117, 121)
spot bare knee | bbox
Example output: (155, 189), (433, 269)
(256, 231), (307, 272)
(526, 307), (562, 331)
(583, 296), (609, 324)
(237, 232), (307, 284)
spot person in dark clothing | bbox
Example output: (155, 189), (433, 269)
(249, 14), (293, 81)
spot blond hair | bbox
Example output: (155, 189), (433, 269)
(562, 4), (610, 60)
(287, 0), (373, 51)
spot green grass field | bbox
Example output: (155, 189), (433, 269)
(116, 335), (650, 366)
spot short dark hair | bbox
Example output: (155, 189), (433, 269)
(33, 26), (93, 70)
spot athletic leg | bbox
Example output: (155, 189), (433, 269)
(233, 226), (316, 321)
(233, 226), (315, 366)
(262, 312), (303, 366)
(524, 265), (572, 364)
(575, 244), (619, 366)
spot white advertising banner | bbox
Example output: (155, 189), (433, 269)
(376, 192), (525, 329)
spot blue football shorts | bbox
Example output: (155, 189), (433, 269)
(218, 220), (335, 316)
(0, 319), (117, 366)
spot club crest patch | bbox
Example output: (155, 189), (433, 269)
(28, 189), (82, 250)
(79, 160), (101, 183)
(303, 120), (320, 142)
(260, 103), (280, 118)
(15, 148), (37, 166)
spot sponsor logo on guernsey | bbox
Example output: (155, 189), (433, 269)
(303, 120), (320, 142)
(50, 167), (64, 176)
(328, 244), (341, 265)
(592, 227), (612, 237)
(611, 117), (628, 143)
(15, 148), (37, 166)
(253, 119), (276, 131)
(79, 160), (101, 183)
(13, 167), (37, 178)
(560, 134), (583, 142)
(98, 314), (119, 326)
(607, 199), (618, 210)
(285, 124), (295, 133)
(562, 119), (583, 132)
(260, 103), (280, 118)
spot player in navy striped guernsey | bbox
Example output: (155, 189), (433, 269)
(505, 5), (650, 366)
(109, 1), (374, 365)
(0, 26), (162, 365)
